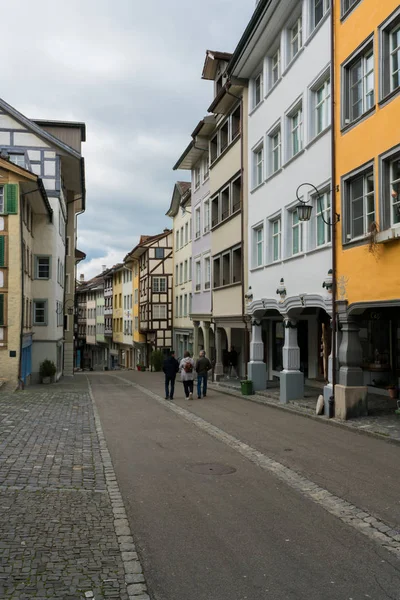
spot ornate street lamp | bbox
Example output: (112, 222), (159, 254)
(295, 182), (340, 225)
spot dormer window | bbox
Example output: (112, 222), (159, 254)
(216, 75), (223, 94)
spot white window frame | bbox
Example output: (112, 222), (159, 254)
(194, 166), (201, 190)
(253, 224), (264, 268)
(253, 71), (263, 108)
(268, 124), (281, 175)
(288, 105), (303, 158)
(0, 187), (4, 214)
(203, 155), (209, 181)
(153, 277), (167, 293)
(253, 142), (264, 188)
(389, 156), (400, 226)
(204, 255), (211, 290)
(289, 17), (302, 62)
(271, 47), (281, 86)
(153, 304), (167, 320)
(291, 208), (304, 256)
(203, 198), (211, 233)
(36, 256), (51, 280)
(315, 191), (332, 247)
(195, 207), (201, 239)
(312, 0), (330, 31)
(33, 299), (47, 325)
(271, 217), (282, 262)
(342, 40), (374, 127)
(314, 77), (331, 135)
(195, 260), (201, 292)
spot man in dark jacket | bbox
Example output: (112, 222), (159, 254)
(195, 350), (212, 399)
(163, 350), (179, 400)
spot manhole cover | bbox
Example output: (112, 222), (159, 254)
(188, 463), (236, 475)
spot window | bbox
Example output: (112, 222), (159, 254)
(231, 105), (241, 140)
(232, 246), (242, 284)
(203, 155), (209, 181)
(9, 153), (26, 168)
(180, 263), (183, 284)
(220, 120), (229, 152)
(204, 199), (210, 233)
(124, 295), (127, 310)
(153, 277), (166, 293)
(315, 78), (331, 135)
(185, 222), (188, 245)
(291, 209), (303, 255)
(155, 248), (164, 259)
(316, 192), (332, 246)
(213, 257), (221, 288)
(290, 17), (302, 61)
(342, 0), (360, 17)
(272, 218), (281, 261)
(195, 260), (201, 291)
(380, 12), (400, 99)
(204, 256), (211, 289)
(195, 166), (201, 189)
(271, 48), (280, 86)
(176, 230), (180, 250)
(153, 304), (167, 320)
(269, 128), (281, 174)
(135, 289), (138, 304)
(184, 260), (188, 282)
(232, 176), (241, 213)
(222, 252), (231, 286)
(389, 156), (400, 226)
(175, 265), (178, 285)
(179, 295), (183, 318)
(221, 187), (230, 221)
(0, 187), (3, 214)
(254, 144), (264, 187)
(211, 196), (219, 227)
(36, 256), (50, 279)
(33, 300), (47, 325)
(254, 72), (263, 108)
(313, 0), (329, 29)
(189, 258), (192, 280)
(343, 44), (374, 125)
(344, 169), (375, 241)
(175, 296), (179, 317)
(184, 294), (188, 317)
(290, 107), (303, 157)
(254, 226), (264, 267)
(195, 207), (201, 238)
(189, 293), (192, 315)
(210, 134), (218, 163)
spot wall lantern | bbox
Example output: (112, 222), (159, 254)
(276, 278), (287, 301)
(322, 269), (333, 293)
(296, 182), (340, 225)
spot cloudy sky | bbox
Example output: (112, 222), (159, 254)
(4, 0), (254, 279)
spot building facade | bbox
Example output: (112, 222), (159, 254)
(166, 181), (193, 359)
(333, 0), (400, 418)
(121, 266), (133, 368)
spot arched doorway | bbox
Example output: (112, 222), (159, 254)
(209, 326), (215, 362)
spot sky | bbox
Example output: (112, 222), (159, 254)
(3, 0), (255, 280)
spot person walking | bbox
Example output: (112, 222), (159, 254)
(162, 350), (179, 400)
(228, 346), (239, 378)
(179, 350), (195, 400)
(195, 350), (212, 399)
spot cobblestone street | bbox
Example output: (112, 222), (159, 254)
(0, 378), (145, 600)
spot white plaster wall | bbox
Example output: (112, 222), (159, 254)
(123, 275), (133, 346)
(173, 200), (193, 329)
(247, 9), (331, 303)
(191, 160), (212, 317)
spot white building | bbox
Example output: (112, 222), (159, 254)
(228, 0), (332, 400)
(122, 267), (133, 368)
(166, 181), (193, 359)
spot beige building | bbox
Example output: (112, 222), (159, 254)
(202, 50), (249, 378)
(0, 157), (52, 387)
(166, 181), (193, 359)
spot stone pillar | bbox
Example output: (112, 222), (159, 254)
(193, 321), (199, 357)
(335, 306), (367, 419)
(323, 320), (333, 416)
(280, 318), (304, 404)
(203, 322), (211, 359)
(214, 327), (224, 380)
(248, 320), (266, 391)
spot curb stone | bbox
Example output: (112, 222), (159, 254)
(86, 377), (151, 600)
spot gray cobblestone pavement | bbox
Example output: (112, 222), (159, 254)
(0, 379), (148, 600)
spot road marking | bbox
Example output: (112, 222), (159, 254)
(112, 374), (400, 559)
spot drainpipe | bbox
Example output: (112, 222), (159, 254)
(330, 2), (337, 417)
(18, 189), (25, 389)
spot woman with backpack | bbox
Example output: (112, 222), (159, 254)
(179, 350), (195, 400)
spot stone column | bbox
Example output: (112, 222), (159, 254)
(280, 318), (304, 404)
(193, 321), (199, 357)
(214, 327), (224, 380)
(323, 320), (333, 416)
(247, 320), (266, 391)
(335, 307), (367, 419)
(203, 322), (211, 359)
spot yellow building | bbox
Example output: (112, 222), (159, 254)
(112, 264), (123, 352)
(125, 255), (146, 367)
(0, 158), (52, 388)
(334, 0), (400, 418)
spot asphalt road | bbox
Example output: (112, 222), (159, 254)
(89, 372), (400, 600)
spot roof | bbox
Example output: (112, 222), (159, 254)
(0, 156), (52, 219)
(166, 181), (191, 217)
(33, 119), (86, 142)
(75, 248), (86, 263)
(125, 229), (172, 262)
(227, 0), (271, 77)
(207, 80), (246, 114)
(202, 50), (233, 80)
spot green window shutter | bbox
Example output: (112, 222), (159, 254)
(0, 294), (4, 326)
(5, 184), (18, 214)
(0, 236), (4, 267)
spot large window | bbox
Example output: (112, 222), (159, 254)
(195, 207), (201, 238)
(232, 176), (241, 213)
(290, 17), (302, 62)
(390, 156), (400, 226)
(204, 199), (210, 233)
(272, 218), (281, 261)
(153, 277), (166, 293)
(315, 78), (331, 135)
(155, 247), (164, 259)
(313, 0), (329, 29)
(204, 256), (211, 289)
(343, 43), (374, 125)
(153, 304), (167, 320)
(254, 225), (264, 267)
(253, 144), (264, 187)
(209, 104), (241, 164)
(36, 256), (50, 280)
(316, 192), (332, 246)
(10, 153), (26, 169)
(290, 107), (303, 157)
(269, 127), (281, 174)
(253, 72), (263, 108)
(195, 260), (201, 291)
(194, 166), (201, 190)
(271, 48), (280, 86)
(341, 0), (360, 17)
(33, 300), (47, 325)
(380, 11), (400, 100)
(291, 209), (303, 255)
(343, 168), (375, 242)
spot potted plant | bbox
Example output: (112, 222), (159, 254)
(137, 363), (144, 372)
(150, 350), (163, 372)
(39, 359), (56, 384)
(387, 384), (398, 400)
(240, 380), (253, 396)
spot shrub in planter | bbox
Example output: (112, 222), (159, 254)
(39, 359), (56, 383)
(150, 350), (163, 372)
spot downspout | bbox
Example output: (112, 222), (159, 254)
(18, 189), (25, 389)
(330, 1), (337, 417)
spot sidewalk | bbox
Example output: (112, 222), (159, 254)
(0, 378), (147, 600)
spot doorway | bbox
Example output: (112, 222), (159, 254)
(298, 321), (308, 377)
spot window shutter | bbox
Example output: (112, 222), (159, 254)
(0, 236), (5, 267)
(5, 184), (18, 214)
(0, 294), (4, 326)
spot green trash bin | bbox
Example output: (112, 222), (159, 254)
(240, 380), (253, 395)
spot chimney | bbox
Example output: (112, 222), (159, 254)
(163, 228), (169, 233)
(102, 264), (106, 272)
(80, 274), (85, 282)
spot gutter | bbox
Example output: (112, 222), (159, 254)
(18, 186), (25, 389)
(330, 2), (337, 417)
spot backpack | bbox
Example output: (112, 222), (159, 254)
(184, 360), (193, 373)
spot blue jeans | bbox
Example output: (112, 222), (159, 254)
(197, 373), (208, 398)
(165, 376), (175, 399)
